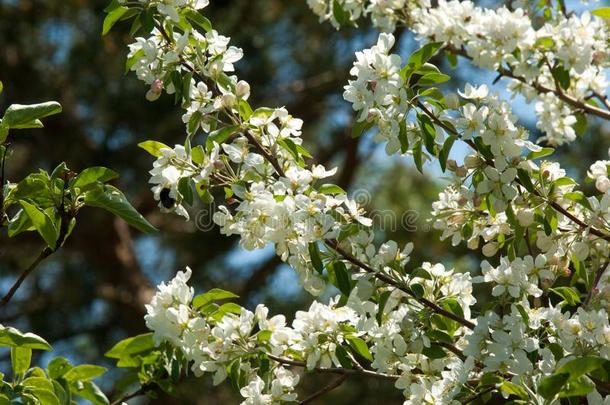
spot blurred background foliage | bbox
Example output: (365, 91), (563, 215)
(0, 0), (607, 403)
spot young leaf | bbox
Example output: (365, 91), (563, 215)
(63, 365), (107, 382)
(19, 200), (58, 249)
(192, 289), (239, 309)
(11, 347), (32, 376)
(0, 326), (52, 351)
(72, 167), (119, 190)
(102, 6), (128, 35)
(138, 140), (170, 157)
(346, 336), (372, 361)
(3, 102), (62, 129)
(84, 185), (157, 233)
(308, 242), (325, 274)
(408, 42), (444, 68)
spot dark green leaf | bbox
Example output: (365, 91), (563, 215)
(84, 185), (157, 233)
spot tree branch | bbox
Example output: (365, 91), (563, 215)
(298, 374), (348, 405)
(266, 353), (400, 380)
(0, 247), (53, 307)
(446, 46), (610, 121)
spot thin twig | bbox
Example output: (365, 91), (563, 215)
(266, 353), (400, 380)
(446, 46), (610, 121)
(461, 386), (494, 404)
(417, 101), (610, 242)
(0, 247), (53, 307)
(298, 374), (348, 404)
(110, 385), (148, 405)
(327, 240), (475, 330)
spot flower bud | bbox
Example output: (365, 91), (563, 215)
(222, 93), (236, 108)
(596, 176), (610, 193)
(516, 208), (534, 227)
(445, 92), (460, 109)
(146, 79), (163, 102)
(482, 242), (498, 257)
(446, 159), (458, 171)
(464, 154), (482, 169)
(236, 80), (251, 99)
(467, 237), (479, 250)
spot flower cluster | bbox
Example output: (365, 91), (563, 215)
(306, 0), (415, 32)
(146, 268), (477, 404)
(112, 0), (610, 402)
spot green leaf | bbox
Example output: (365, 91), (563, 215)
(26, 388), (60, 405)
(70, 381), (109, 405)
(346, 336), (372, 361)
(178, 177), (193, 206)
(184, 9), (212, 32)
(8, 209), (34, 237)
(550, 286), (581, 306)
(422, 344), (447, 359)
(0, 326), (52, 351)
(412, 140), (424, 173)
(332, 0), (351, 26)
(102, 5), (128, 35)
(501, 381), (529, 399)
(559, 376), (595, 398)
(308, 242), (325, 274)
(398, 120), (409, 154)
(318, 184), (345, 195)
(538, 373), (569, 399)
(47, 357), (73, 379)
(206, 125), (239, 150)
(351, 119), (374, 139)
(417, 72), (451, 86)
(63, 365), (107, 382)
(332, 261), (352, 296)
(138, 140), (171, 157)
(410, 284), (425, 299)
(439, 136), (456, 172)
(105, 333), (155, 359)
(553, 177), (576, 187)
(73, 167), (119, 190)
(592, 7), (610, 19)
(527, 147), (554, 160)
(556, 357), (608, 380)
(563, 191), (592, 211)
(551, 65), (570, 90)
(3, 102), (62, 128)
(418, 114), (436, 154)
(517, 169), (535, 192)
(84, 185), (157, 233)
(192, 289), (239, 309)
(20, 200), (58, 249)
(408, 42), (444, 68)
(11, 347), (32, 376)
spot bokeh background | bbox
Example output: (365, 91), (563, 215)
(0, 0), (608, 403)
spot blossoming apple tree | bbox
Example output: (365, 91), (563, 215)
(2, 0), (610, 403)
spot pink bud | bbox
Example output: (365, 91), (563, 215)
(146, 79), (163, 101)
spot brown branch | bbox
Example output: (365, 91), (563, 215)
(266, 353), (400, 380)
(461, 386), (494, 404)
(327, 240), (475, 330)
(0, 247), (53, 307)
(299, 374), (348, 404)
(417, 101), (610, 242)
(446, 46), (610, 121)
